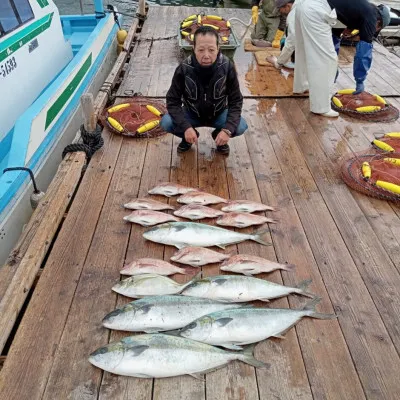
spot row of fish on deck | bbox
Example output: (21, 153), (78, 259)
(89, 182), (335, 379)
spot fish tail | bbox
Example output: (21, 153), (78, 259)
(296, 279), (315, 298)
(303, 297), (337, 320)
(251, 228), (272, 246)
(282, 263), (296, 272)
(238, 344), (270, 369)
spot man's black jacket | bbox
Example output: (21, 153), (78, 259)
(165, 53), (243, 135)
(328, 0), (378, 43)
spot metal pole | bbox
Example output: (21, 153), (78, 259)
(138, 0), (146, 18)
(79, 0), (83, 14)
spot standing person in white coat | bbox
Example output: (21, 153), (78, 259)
(294, 0), (391, 118)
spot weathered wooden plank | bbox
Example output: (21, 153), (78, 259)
(189, 130), (260, 400)
(275, 98), (400, 398)
(152, 135), (204, 400)
(0, 152), (85, 353)
(244, 99), (366, 400)
(98, 133), (174, 400)
(0, 130), (122, 400)
(297, 99), (400, 274)
(41, 133), (148, 399)
(283, 98), (400, 350)
(94, 17), (140, 119)
(224, 123), (314, 400)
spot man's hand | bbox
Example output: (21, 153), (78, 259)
(252, 6), (259, 25)
(215, 130), (230, 146)
(184, 127), (198, 144)
(266, 55), (281, 69)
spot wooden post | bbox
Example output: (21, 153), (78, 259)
(80, 93), (96, 132)
(138, 0), (146, 17)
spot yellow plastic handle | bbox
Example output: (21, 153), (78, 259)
(137, 120), (160, 134)
(384, 158), (400, 166)
(181, 20), (194, 29)
(374, 94), (387, 105)
(203, 24), (220, 30)
(384, 132), (400, 138)
(146, 105), (162, 117)
(356, 106), (381, 113)
(376, 180), (400, 195)
(183, 14), (197, 22)
(107, 103), (130, 113)
(206, 15), (222, 21)
(362, 162), (371, 179)
(372, 139), (395, 152)
(332, 96), (343, 108)
(337, 89), (355, 95)
(107, 117), (124, 132)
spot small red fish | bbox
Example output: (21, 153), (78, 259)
(217, 212), (277, 228)
(121, 258), (187, 276)
(174, 204), (224, 220)
(123, 210), (179, 226)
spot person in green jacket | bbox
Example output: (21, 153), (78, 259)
(251, 0), (281, 47)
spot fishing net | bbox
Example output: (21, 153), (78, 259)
(331, 91), (399, 122)
(100, 97), (168, 138)
(179, 13), (232, 45)
(340, 135), (400, 202)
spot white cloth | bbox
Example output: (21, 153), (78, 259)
(293, 0), (338, 114)
(277, 4), (296, 66)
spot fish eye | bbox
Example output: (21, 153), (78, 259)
(186, 322), (197, 330)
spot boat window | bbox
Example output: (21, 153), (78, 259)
(13, 0), (34, 24)
(0, 0), (34, 38)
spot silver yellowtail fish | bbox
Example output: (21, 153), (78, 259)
(143, 222), (271, 249)
(102, 295), (248, 332)
(112, 273), (200, 298)
(174, 298), (335, 349)
(181, 275), (314, 302)
(89, 334), (269, 379)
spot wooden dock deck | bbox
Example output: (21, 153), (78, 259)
(1, 6), (400, 399)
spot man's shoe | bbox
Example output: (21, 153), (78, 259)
(318, 109), (339, 118)
(216, 144), (230, 155)
(177, 140), (192, 153)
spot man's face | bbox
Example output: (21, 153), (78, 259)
(279, 4), (292, 16)
(194, 34), (219, 66)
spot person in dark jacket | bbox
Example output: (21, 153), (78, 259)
(160, 26), (248, 155)
(330, 1), (391, 94)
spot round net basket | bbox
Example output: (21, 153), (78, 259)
(331, 91), (399, 123)
(100, 97), (168, 138)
